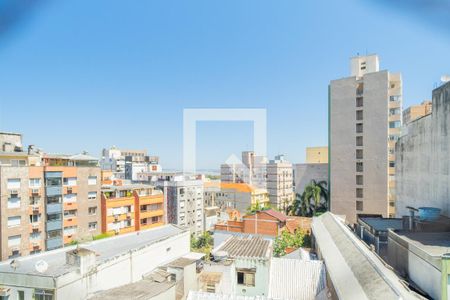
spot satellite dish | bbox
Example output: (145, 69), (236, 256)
(35, 260), (48, 273)
(9, 259), (20, 271)
(441, 75), (450, 83)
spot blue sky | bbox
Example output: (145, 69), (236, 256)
(0, 0), (449, 170)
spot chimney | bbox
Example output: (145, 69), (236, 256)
(66, 248), (96, 275)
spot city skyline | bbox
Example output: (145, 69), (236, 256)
(1, 0), (449, 169)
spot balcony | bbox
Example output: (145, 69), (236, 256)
(29, 223), (41, 233)
(64, 186), (78, 194)
(139, 195), (164, 205)
(140, 209), (164, 219)
(46, 237), (63, 250)
(46, 186), (62, 196)
(29, 188), (41, 197)
(63, 217), (77, 227)
(28, 204), (42, 215)
(46, 220), (62, 231)
(63, 202), (78, 210)
(46, 203), (62, 214)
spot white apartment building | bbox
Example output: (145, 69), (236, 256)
(329, 54), (402, 223)
(266, 155), (294, 210)
(0, 225), (193, 300)
(155, 175), (204, 235)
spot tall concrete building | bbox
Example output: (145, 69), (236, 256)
(402, 100), (432, 125)
(0, 133), (101, 260)
(329, 54), (402, 223)
(155, 174), (204, 235)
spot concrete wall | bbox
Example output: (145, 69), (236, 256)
(396, 82), (450, 218)
(293, 163), (328, 195)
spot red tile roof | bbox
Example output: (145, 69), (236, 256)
(261, 209), (287, 222)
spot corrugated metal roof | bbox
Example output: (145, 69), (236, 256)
(268, 258), (326, 300)
(187, 291), (271, 300)
(215, 236), (272, 259)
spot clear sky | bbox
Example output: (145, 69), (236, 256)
(0, 0), (449, 170)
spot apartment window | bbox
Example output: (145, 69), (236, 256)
(7, 178), (20, 189)
(11, 159), (26, 167)
(179, 188), (185, 195)
(356, 136), (363, 146)
(356, 149), (363, 159)
(17, 291), (25, 300)
(63, 177), (77, 186)
(356, 188), (363, 198)
(356, 97), (363, 107)
(8, 235), (21, 247)
(237, 269), (256, 287)
(88, 192), (97, 200)
(30, 232), (41, 240)
(356, 162), (363, 172)
(47, 230), (62, 239)
(8, 197), (21, 209)
(64, 210), (77, 218)
(389, 161), (395, 168)
(356, 83), (364, 95)
(389, 148), (395, 155)
(47, 196), (61, 204)
(46, 177), (61, 187)
(88, 176), (97, 185)
(63, 226), (76, 236)
(206, 283), (216, 293)
(356, 175), (363, 185)
(29, 178), (41, 188)
(356, 201), (364, 211)
(390, 95), (401, 102)
(47, 214), (62, 221)
(8, 216), (21, 228)
(356, 123), (363, 133)
(388, 135), (398, 142)
(389, 108), (401, 116)
(356, 110), (363, 121)
(88, 207), (97, 215)
(34, 289), (54, 300)
(389, 121), (401, 129)
(63, 194), (77, 203)
(88, 222), (97, 231)
(151, 216), (160, 223)
(30, 214), (40, 223)
(124, 219), (132, 227)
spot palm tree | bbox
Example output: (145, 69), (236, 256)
(303, 184), (321, 216)
(310, 180), (329, 210)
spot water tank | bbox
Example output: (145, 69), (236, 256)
(418, 207), (441, 222)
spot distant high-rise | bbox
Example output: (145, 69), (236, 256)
(306, 147), (328, 164)
(329, 54), (402, 223)
(403, 100), (432, 125)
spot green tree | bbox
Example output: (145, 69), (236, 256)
(273, 229), (311, 257)
(288, 180), (329, 217)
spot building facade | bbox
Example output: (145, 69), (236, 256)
(395, 81), (450, 218)
(402, 100), (432, 125)
(266, 155), (294, 210)
(0, 133), (101, 260)
(329, 54), (402, 223)
(100, 184), (164, 235)
(306, 147), (328, 164)
(204, 182), (270, 213)
(156, 176), (204, 235)
(293, 163), (328, 195)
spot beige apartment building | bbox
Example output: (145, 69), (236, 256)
(402, 100), (432, 125)
(267, 155), (294, 210)
(329, 54), (402, 223)
(306, 147), (328, 163)
(0, 132), (101, 260)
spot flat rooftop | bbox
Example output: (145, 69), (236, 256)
(90, 277), (175, 300)
(214, 235), (272, 259)
(395, 231), (450, 255)
(0, 225), (186, 277)
(359, 217), (404, 232)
